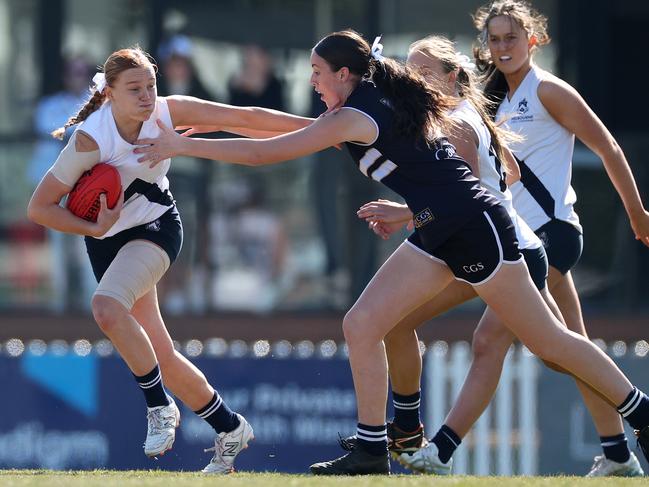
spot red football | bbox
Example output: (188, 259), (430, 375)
(66, 163), (121, 222)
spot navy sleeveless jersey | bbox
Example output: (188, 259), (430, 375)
(343, 81), (499, 250)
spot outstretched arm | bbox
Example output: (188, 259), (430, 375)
(135, 107), (376, 167)
(166, 95), (314, 134)
(539, 78), (649, 247)
(176, 125), (291, 139)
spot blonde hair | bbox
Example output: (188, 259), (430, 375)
(408, 35), (518, 173)
(52, 47), (156, 140)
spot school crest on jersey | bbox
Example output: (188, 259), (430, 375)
(413, 208), (434, 228)
(517, 98), (529, 114)
(511, 98), (533, 123)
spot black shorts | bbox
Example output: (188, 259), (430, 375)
(85, 206), (183, 282)
(407, 204), (522, 285)
(520, 246), (548, 291)
(534, 218), (583, 275)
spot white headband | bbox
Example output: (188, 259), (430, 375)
(370, 35), (385, 62)
(457, 54), (476, 72)
(92, 72), (107, 93)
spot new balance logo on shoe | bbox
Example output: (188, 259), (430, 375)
(222, 442), (239, 457)
(202, 414), (254, 474)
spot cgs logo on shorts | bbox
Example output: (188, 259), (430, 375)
(413, 208), (434, 228)
(463, 262), (484, 273)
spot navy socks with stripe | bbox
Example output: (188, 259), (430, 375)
(356, 423), (388, 456)
(134, 364), (170, 408)
(600, 433), (630, 463)
(392, 391), (421, 432)
(432, 424), (462, 464)
(617, 387), (649, 430)
(195, 391), (240, 433)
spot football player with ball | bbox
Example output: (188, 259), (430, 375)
(27, 46), (310, 473)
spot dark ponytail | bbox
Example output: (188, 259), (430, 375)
(369, 57), (453, 144)
(314, 30), (454, 145)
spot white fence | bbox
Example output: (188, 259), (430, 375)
(423, 341), (539, 475)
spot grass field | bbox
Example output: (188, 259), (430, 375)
(0, 471), (646, 487)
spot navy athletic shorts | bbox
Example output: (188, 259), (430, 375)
(534, 218), (583, 275)
(520, 246), (548, 291)
(85, 206), (183, 282)
(407, 204), (523, 285)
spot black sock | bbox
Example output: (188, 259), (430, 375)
(600, 433), (630, 463)
(134, 364), (170, 408)
(356, 423), (388, 456)
(195, 391), (240, 433)
(392, 391), (421, 432)
(431, 424), (461, 464)
(617, 387), (649, 430)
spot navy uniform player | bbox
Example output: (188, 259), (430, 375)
(348, 33), (559, 466)
(135, 30), (649, 476)
(27, 46), (311, 473)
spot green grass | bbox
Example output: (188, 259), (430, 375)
(0, 471), (646, 487)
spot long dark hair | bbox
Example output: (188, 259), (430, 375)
(472, 0), (550, 119)
(313, 30), (453, 144)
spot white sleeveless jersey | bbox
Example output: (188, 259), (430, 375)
(76, 97), (174, 238)
(496, 65), (581, 233)
(452, 100), (541, 250)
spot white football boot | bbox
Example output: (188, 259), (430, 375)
(586, 452), (644, 477)
(398, 442), (452, 475)
(202, 414), (254, 474)
(143, 396), (180, 457)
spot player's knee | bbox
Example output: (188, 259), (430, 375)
(91, 294), (127, 335)
(343, 307), (377, 345)
(472, 328), (504, 361)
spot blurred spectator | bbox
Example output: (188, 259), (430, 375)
(228, 44), (285, 110)
(156, 35), (212, 100)
(156, 35), (214, 313)
(210, 177), (288, 313)
(27, 56), (96, 312)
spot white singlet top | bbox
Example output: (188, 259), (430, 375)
(73, 97), (174, 239)
(452, 100), (541, 250)
(496, 64), (582, 233)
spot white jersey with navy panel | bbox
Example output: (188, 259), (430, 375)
(343, 81), (500, 251)
(74, 97), (174, 238)
(496, 64), (581, 233)
(451, 100), (541, 250)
